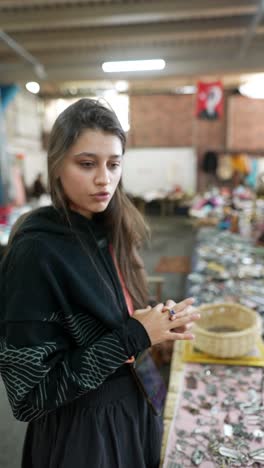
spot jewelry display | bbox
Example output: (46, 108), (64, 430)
(162, 227), (264, 467)
(163, 364), (264, 467)
(187, 229), (264, 320)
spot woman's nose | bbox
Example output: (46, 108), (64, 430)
(95, 167), (110, 185)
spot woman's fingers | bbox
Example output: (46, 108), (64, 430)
(162, 300), (176, 313)
(172, 322), (194, 333)
(173, 298), (195, 314)
(166, 330), (195, 341)
(162, 298), (195, 320)
(136, 304), (163, 315)
(185, 322), (194, 330)
(166, 298), (194, 311)
(168, 310), (200, 330)
(134, 305), (153, 315)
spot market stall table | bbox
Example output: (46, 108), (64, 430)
(161, 341), (264, 467)
(160, 227), (264, 467)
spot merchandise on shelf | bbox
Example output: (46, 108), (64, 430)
(187, 228), (264, 321)
(189, 186), (264, 244)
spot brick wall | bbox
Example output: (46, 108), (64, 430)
(227, 95), (264, 151)
(128, 93), (264, 190)
(129, 93), (227, 150)
(129, 94), (194, 147)
(129, 93), (264, 153)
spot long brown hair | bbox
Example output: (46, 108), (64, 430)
(11, 98), (147, 308)
(49, 98), (149, 308)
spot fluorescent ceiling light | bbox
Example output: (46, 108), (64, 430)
(239, 76), (264, 99)
(102, 59), (166, 73)
(25, 81), (40, 94)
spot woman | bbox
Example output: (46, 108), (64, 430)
(0, 99), (199, 468)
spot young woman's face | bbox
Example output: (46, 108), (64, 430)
(58, 129), (123, 218)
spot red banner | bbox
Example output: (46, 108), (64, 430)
(196, 80), (224, 120)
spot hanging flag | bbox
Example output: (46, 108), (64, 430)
(196, 80), (224, 120)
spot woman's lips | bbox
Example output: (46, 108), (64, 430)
(92, 192), (110, 201)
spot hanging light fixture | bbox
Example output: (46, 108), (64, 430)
(102, 59), (166, 73)
(25, 81), (40, 94)
(239, 74), (264, 99)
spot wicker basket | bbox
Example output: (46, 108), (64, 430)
(193, 303), (262, 358)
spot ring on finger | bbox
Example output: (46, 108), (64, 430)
(168, 308), (176, 319)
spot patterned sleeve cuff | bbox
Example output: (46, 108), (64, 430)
(113, 317), (151, 357)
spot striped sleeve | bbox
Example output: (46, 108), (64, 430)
(0, 240), (150, 422)
(0, 329), (131, 422)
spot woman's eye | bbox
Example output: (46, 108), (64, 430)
(110, 163), (120, 169)
(79, 162), (94, 168)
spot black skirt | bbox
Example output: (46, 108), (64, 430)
(22, 368), (163, 468)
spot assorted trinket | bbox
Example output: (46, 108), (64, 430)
(187, 229), (264, 319)
(163, 228), (264, 467)
(163, 365), (264, 467)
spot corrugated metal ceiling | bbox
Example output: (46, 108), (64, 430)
(0, 0), (263, 96)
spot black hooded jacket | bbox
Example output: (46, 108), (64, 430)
(0, 206), (150, 422)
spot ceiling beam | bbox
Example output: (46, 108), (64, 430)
(0, 41), (245, 66)
(0, 29), (46, 78)
(3, 37), (264, 68)
(0, 0), (97, 6)
(239, 0), (264, 58)
(0, 18), (255, 54)
(1, 52), (264, 83)
(0, 0), (258, 33)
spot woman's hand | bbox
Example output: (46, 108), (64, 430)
(133, 298), (200, 346)
(162, 299), (196, 334)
